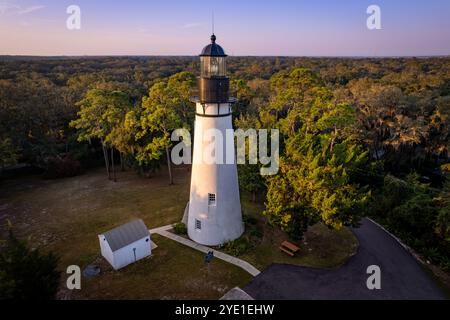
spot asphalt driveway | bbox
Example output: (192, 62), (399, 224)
(243, 218), (447, 300)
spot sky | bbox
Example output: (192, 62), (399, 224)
(0, 0), (450, 56)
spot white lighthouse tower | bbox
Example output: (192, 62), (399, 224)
(186, 34), (244, 246)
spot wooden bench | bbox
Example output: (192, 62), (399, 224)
(279, 241), (300, 257)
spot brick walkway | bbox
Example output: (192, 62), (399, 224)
(150, 225), (261, 277)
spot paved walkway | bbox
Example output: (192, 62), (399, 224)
(243, 218), (447, 300)
(220, 287), (254, 300)
(150, 225), (261, 277)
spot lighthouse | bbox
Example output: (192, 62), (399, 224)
(186, 34), (244, 246)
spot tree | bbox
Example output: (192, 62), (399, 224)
(101, 92), (133, 180)
(265, 133), (370, 240)
(0, 229), (60, 300)
(136, 72), (195, 184)
(138, 83), (181, 185)
(435, 177), (450, 242)
(70, 89), (131, 181)
(235, 114), (266, 201)
(429, 96), (450, 161)
(238, 163), (266, 202)
(0, 75), (75, 167)
(230, 79), (254, 117)
(349, 77), (448, 172)
(263, 68), (370, 240)
(167, 72), (196, 128)
(370, 173), (450, 270)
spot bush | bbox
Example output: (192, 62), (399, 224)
(243, 214), (258, 226)
(223, 238), (252, 256)
(249, 228), (263, 239)
(44, 154), (82, 179)
(173, 222), (187, 235)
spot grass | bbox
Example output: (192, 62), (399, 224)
(0, 166), (251, 299)
(0, 165), (359, 299)
(70, 234), (252, 300)
(0, 166), (190, 268)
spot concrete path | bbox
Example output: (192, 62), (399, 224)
(150, 225), (261, 277)
(220, 287), (254, 300)
(243, 218), (447, 300)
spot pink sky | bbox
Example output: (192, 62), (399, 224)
(1, 0), (449, 56)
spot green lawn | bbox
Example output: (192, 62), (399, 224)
(0, 166), (190, 269)
(0, 166), (252, 299)
(71, 234), (252, 300)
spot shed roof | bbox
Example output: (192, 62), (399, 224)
(101, 219), (149, 252)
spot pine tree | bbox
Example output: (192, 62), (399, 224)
(0, 230), (60, 300)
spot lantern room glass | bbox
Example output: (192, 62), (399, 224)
(200, 56), (226, 78)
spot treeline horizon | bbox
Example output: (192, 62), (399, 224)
(2, 55), (450, 59)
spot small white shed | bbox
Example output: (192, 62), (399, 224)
(99, 219), (151, 270)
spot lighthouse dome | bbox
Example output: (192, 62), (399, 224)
(200, 34), (227, 57)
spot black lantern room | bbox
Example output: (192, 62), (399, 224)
(198, 34), (231, 104)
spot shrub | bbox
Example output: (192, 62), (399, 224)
(243, 214), (258, 226)
(173, 222), (187, 235)
(249, 228), (263, 239)
(44, 154), (82, 179)
(223, 238), (251, 256)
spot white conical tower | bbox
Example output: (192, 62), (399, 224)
(187, 34), (243, 246)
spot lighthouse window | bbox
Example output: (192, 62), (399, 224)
(195, 219), (202, 230)
(208, 193), (216, 206)
(200, 56), (226, 78)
